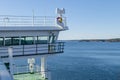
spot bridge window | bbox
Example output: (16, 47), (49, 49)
(12, 37), (19, 45)
(0, 37), (3, 46)
(5, 37), (19, 46)
(5, 37), (11, 46)
(3, 36), (50, 46)
(37, 36), (48, 44)
(21, 36), (34, 45)
(25, 37), (34, 45)
(21, 37), (25, 45)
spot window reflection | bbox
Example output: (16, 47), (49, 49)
(37, 36), (48, 44)
(3, 36), (54, 46)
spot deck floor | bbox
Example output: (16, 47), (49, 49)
(14, 72), (47, 80)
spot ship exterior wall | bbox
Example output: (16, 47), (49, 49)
(0, 31), (59, 37)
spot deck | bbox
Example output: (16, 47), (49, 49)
(13, 65), (50, 80)
(14, 72), (47, 80)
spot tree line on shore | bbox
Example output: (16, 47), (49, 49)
(79, 38), (120, 42)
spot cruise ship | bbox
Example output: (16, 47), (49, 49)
(0, 8), (68, 80)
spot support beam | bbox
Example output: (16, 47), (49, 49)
(8, 47), (14, 79)
(41, 56), (47, 79)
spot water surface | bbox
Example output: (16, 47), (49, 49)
(48, 41), (120, 80)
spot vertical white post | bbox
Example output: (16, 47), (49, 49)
(41, 56), (47, 79)
(8, 47), (14, 79)
(44, 16), (46, 26)
(32, 10), (34, 26)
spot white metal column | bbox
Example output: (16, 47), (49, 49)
(8, 47), (14, 79)
(41, 56), (47, 79)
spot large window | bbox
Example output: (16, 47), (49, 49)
(25, 37), (34, 45)
(12, 37), (19, 45)
(3, 36), (50, 46)
(21, 36), (34, 45)
(5, 37), (11, 46)
(37, 36), (48, 44)
(0, 37), (3, 46)
(5, 37), (19, 46)
(34, 37), (38, 44)
(21, 37), (25, 45)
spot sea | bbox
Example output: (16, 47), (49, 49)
(16, 41), (120, 80)
(49, 41), (120, 80)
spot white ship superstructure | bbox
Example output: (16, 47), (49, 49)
(0, 8), (68, 80)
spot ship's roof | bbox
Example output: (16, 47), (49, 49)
(0, 15), (68, 31)
(0, 26), (64, 31)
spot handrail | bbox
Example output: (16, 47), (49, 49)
(0, 15), (66, 27)
(0, 42), (64, 58)
(13, 65), (40, 74)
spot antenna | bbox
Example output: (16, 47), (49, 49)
(56, 8), (65, 17)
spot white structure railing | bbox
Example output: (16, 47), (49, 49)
(0, 15), (66, 27)
(0, 42), (64, 58)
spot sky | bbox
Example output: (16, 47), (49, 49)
(0, 0), (120, 40)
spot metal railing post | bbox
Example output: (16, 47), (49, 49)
(23, 45), (24, 55)
(32, 10), (35, 26)
(48, 43), (50, 53)
(36, 43), (38, 54)
(44, 16), (46, 26)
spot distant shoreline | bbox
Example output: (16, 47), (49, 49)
(62, 38), (120, 42)
(79, 38), (120, 42)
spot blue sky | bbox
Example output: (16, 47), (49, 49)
(0, 0), (120, 40)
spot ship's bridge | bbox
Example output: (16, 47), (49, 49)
(0, 8), (68, 59)
(0, 15), (68, 31)
(0, 16), (67, 59)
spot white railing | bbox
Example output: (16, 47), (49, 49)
(13, 65), (41, 74)
(0, 15), (66, 27)
(0, 42), (64, 58)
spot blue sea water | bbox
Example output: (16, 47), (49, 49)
(15, 41), (120, 80)
(48, 41), (120, 80)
